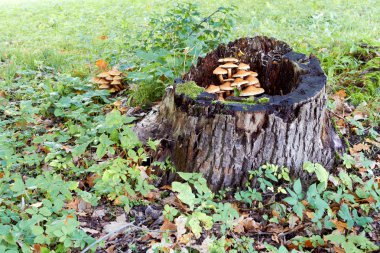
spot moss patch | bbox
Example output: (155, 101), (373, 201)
(175, 81), (205, 99)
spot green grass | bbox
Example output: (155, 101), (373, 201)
(1, 0), (379, 79)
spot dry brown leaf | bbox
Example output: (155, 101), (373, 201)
(305, 211), (315, 220)
(33, 244), (41, 253)
(82, 227), (100, 235)
(0, 90), (6, 98)
(160, 218), (177, 232)
(178, 233), (193, 244)
(104, 214), (127, 233)
(66, 198), (80, 210)
(335, 89), (346, 99)
(288, 215), (299, 229)
(350, 143), (371, 154)
(366, 138), (380, 148)
(96, 59), (108, 70)
(334, 246), (345, 253)
(85, 174), (99, 187)
(105, 245), (116, 253)
(99, 35), (108, 40)
(332, 219), (347, 233)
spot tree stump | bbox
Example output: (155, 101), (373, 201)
(134, 36), (342, 191)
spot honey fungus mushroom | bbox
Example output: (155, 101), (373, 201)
(239, 86), (265, 97)
(221, 62), (238, 78)
(213, 67), (228, 82)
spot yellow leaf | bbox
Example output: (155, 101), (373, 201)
(96, 59), (108, 70)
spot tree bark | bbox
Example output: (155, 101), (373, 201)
(134, 36), (342, 191)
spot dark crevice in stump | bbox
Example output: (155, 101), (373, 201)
(134, 36), (343, 191)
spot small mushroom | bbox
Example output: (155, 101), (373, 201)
(205, 84), (220, 94)
(231, 78), (248, 89)
(221, 62), (239, 78)
(216, 90), (226, 101)
(224, 78), (235, 82)
(218, 57), (239, 63)
(97, 72), (110, 78)
(220, 82), (234, 96)
(99, 84), (110, 89)
(213, 67), (228, 83)
(233, 70), (250, 78)
(109, 70), (122, 76)
(238, 63), (250, 70)
(111, 80), (121, 85)
(113, 76), (122, 81)
(248, 71), (258, 77)
(246, 75), (260, 86)
(239, 86), (265, 97)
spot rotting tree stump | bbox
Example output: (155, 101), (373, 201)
(134, 36), (342, 191)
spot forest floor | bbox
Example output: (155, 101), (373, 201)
(0, 0), (379, 252)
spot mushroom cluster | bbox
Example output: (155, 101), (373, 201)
(205, 57), (264, 100)
(91, 68), (126, 93)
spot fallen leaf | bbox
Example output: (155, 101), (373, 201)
(305, 211), (315, 220)
(288, 215), (299, 229)
(86, 174), (99, 187)
(104, 214), (128, 233)
(92, 209), (106, 218)
(82, 227), (100, 235)
(66, 198), (80, 210)
(178, 233), (193, 244)
(332, 219), (347, 233)
(335, 89), (346, 99)
(96, 59), (108, 70)
(99, 35), (108, 40)
(334, 246), (345, 253)
(106, 245), (116, 253)
(349, 143), (370, 154)
(33, 244), (41, 253)
(160, 218), (177, 232)
(175, 216), (187, 239)
(0, 90), (5, 98)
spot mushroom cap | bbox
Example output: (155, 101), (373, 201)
(218, 57), (239, 63)
(111, 80), (121, 85)
(233, 70), (250, 78)
(113, 76), (122, 80)
(238, 63), (250, 70)
(213, 67), (228, 75)
(231, 78), (248, 87)
(248, 71), (258, 77)
(220, 82), (234, 91)
(239, 86), (265, 97)
(246, 75), (260, 85)
(97, 72), (110, 78)
(205, 84), (220, 93)
(224, 78), (235, 82)
(109, 70), (122, 76)
(99, 84), (110, 89)
(97, 78), (109, 84)
(105, 76), (114, 81)
(221, 62), (238, 69)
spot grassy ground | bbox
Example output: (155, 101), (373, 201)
(0, 0), (379, 252)
(1, 0), (379, 79)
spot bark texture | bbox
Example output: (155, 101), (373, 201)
(134, 36), (342, 191)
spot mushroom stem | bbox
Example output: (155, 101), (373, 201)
(227, 69), (232, 78)
(218, 93), (225, 101)
(218, 74), (224, 83)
